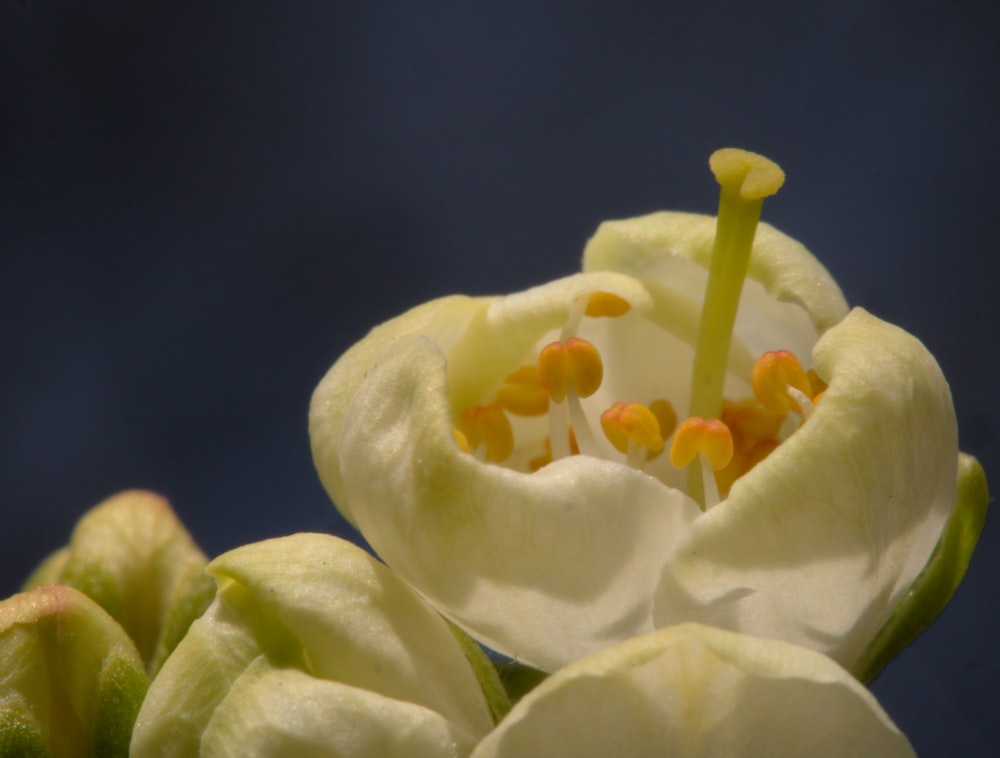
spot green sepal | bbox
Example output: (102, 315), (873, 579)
(0, 700), (50, 758)
(446, 620), (511, 724)
(852, 452), (989, 683)
(0, 585), (149, 758)
(495, 661), (548, 706)
(21, 490), (215, 677)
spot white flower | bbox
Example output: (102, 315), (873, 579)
(309, 149), (983, 673)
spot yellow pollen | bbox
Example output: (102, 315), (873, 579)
(670, 417), (735, 471)
(751, 350), (813, 414)
(458, 405), (514, 463)
(600, 402), (665, 456)
(494, 365), (550, 416)
(583, 291), (632, 318)
(537, 337), (603, 403)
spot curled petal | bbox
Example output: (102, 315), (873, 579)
(583, 211), (848, 374)
(471, 624), (913, 758)
(200, 662), (479, 758)
(654, 309), (958, 668)
(130, 534), (494, 757)
(323, 338), (701, 671)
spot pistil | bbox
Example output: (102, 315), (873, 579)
(686, 148), (784, 503)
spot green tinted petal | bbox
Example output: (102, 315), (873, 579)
(0, 585), (148, 758)
(201, 662), (479, 758)
(131, 534), (493, 756)
(21, 490), (215, 676)
(472, 624), (913, 758)
(654, 309), (958, 669)
(310, 295), (490, 524)
(129, 592), (267, 758)
(852, 453), (989, 682)
(208, 533), (494, 738)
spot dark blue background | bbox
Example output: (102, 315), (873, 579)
(2, 2), (997, 754)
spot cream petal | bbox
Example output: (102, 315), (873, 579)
(311, 295), (490, 525)
(471, 624), (913, 758)
(654, 309), (957, 668)
(201, 662), (479, 758)
(130, 534), (494, 757)
(583, 210), (848, 332)
(331, 338), (702, 672)
(208, 533), (495, 737)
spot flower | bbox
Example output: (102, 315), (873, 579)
(22, 490), (216, 676)
(129, 533), (501, 757)
(309, 149), (986, 673)
(0, 584), (148, 758)
(472, 623), (914, 757)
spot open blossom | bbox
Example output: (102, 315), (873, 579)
(310, 149), (985, 673)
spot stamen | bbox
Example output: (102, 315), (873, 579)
(495, 366), (550, 416)
(669, 417), (735, 471)
(458, 405), (514, 463)
(721, 399), (784, 442)
(537, 338), (604, 461)
(563, 291), (632, 338)
(649, 398), (678, 438)
(670, 416), (735, 510)
(686, 148), (784, 505)
(584, 291), (631, 318)
(601, 402), (665, 468)
(752, 350), (816, 419)
(536, 338), (603, 403)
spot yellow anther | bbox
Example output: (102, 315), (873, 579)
(806, 368), (828, 399)
(600, 402), (665, 456)
(721, 399), (784, 443)
(648, 398), (678, 441)
(716, 437), (779, 495)
(458, 405), (514, 463)
(494, 365), (550, 416)
(528, 429), (579, 472)
(709, 148), (786, 201)
(669, 417), (734, 471)
(751, 350), (813, 414)
(537, 337), (603, 403)
(583, 291), (631, 318)
(453, 428), (470, 454)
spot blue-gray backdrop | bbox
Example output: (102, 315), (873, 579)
(2, 2), (997, 754)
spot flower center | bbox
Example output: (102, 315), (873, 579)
(453, 149), (825, 509)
